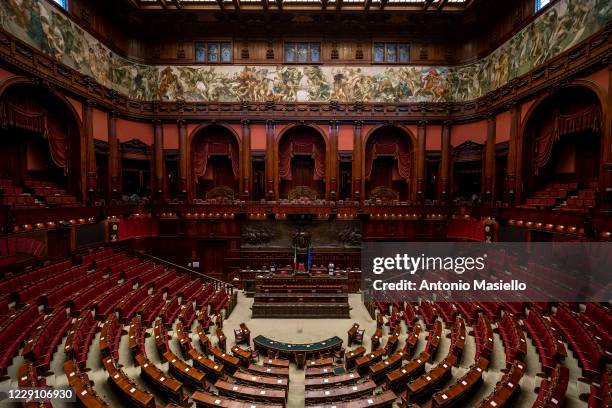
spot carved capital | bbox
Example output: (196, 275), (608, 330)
(241, 119), (250, 127)
(417, 120), (428, 128)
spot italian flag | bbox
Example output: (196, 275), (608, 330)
(293, 245), (298, 270)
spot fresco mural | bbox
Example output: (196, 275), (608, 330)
(0, 0), (610, 103)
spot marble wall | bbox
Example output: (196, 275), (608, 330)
(1, 0), (610, 103)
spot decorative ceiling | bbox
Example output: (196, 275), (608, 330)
(132, 0), (471, 12)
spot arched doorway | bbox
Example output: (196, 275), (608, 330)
(277, 125), (327, 200)
(364, 126), (414, 202)
(190, 125), (240, 200)
(520, 86), (603, 210)
(0, 82), (83, 206)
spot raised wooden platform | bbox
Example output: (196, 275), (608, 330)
(252, 302), (350, 318)
(251, 272), (351, 318)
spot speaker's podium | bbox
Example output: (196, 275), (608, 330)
(251, 241), (350, 318)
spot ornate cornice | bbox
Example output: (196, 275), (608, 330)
(0, 27), (609, 124)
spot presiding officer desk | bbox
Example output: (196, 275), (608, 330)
(253, 335), (343, 361)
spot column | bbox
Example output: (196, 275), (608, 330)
(600, 63), (612, 210)
(241, 119), (251, 199)
(438, 120), (452, 203)
(484, 113), (496, 202)
(329, 120), (339, 200)
(265, 120), (275, 200)
(178, 119), (187, 196)
(153, 120), (164, 197)
(416, 120), (427, 201)
(84, 100), (96, 197)
(506, 102), (519, 205)
(352, 121), (363, 201)
(108, 110), (120, 197)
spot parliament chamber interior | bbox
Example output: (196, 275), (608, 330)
(0, 0), (611, 407)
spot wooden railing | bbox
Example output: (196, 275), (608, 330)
(137, 250), (234, 293)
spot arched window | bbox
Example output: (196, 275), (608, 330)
(53, 0), (68, 10)
(535, 0), (551, 13)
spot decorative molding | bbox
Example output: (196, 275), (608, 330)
(0, 25), (609, 124)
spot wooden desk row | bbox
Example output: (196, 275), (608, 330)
(371, 327), (383, 350)
(449, 317), (466, 358)
(386, 350), (430, 390)
(355, 348), (386, 374)
(153, 318), (169, 354)
(176, 321), (192, 354)
(383, 330), (401, 355)
(188, 348), (225, 378)
(102, 356), (154, 408)
(305, 371), (360, 389)
(231, 345), (252, 367)
(425, 320), (443, 361)
(475, 360), (525, 408)
(134, 353), (186, 404)
(432, 357), (490, 407)
(345, 346), (367, 370)
(369, 350), (406, 381)
(196, 323), (212, 354)
(215, 379), (287, 404)
(403, 324), (421, 358)
(64, 360), (109, 408)
(407, 353), (458, 402)
(305, 380), (377, 404)
(193, 390), (283, 408)
(210, 345), (241, 372)
(128, 316), (145, 355)
(163, 350), (207, 390)
(305, 389), (397, 408)
(305, 357), (333, 368)
(233, 371), (289, 389)
(217, 328), (227, 351)
(245, 363), (289, 377)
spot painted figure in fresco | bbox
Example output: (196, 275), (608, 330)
(303, 66), (330, 101)
(0, 0), (27, 30)
(594, 0), (612, 25)
(88, 43), (110, 85)
(331, 71), (348, 102)
(158, 67), (183, 100)
(346, 68), (373, 102)
(2, 0), (610, 104)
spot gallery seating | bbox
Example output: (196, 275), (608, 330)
(523, 309), (567, 371)
(64, 309), (99, 369)
(552, 305), (604, 377)
(21, 307), (71, 372)
(532, 364), (569, 408)
(498, 312), (527, 365)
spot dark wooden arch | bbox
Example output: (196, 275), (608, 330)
(187, 122), (242, 201)
(516, 82), (607, 203)
(273, 123), (330, 200)
(362, 124), (417, 201)
(0, 76), (86, 200)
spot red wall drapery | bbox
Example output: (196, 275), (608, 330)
(0, 101), (69, 173)
(192, 134), (239, 182)
(534, 105), (601, 174)
(365, 133), (411, 181)
(279, 134), (325, 181)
